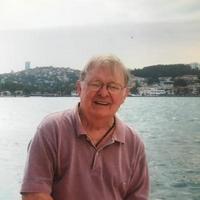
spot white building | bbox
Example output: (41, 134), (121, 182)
(0, 91), (12, 96)
(190, 63), (200, 69)
(138, 86), (166, 96)
(134, 76), (148, 86)
(25, 61), (31, 70)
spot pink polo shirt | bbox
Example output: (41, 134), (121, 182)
(21, 105), (149, 200)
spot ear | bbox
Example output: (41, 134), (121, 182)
(76, 80), (82, 96)
(123, 87), (129, 98)
(121, 87), (129, 103)
(125, 87), (130, 97)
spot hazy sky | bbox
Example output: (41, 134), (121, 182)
(0, 0), (200, 73)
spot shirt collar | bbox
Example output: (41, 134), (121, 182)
(73, 103), (87, 137)
(112, 116), (126, 144)
(73, 103), (126, 144)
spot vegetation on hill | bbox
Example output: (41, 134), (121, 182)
(131, 64), (200, 78)
(0, 63), (199, 96)
(0, 67), (80, 96)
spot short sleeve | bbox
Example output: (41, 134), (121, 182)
(125, 136), (150, 200)
(20, 120), (58, 194)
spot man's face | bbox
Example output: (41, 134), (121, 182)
(77, 65), (128, 119)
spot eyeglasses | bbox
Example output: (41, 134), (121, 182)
(86, 81), (125, 94)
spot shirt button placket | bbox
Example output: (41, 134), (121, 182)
(91, 150), (100, 171)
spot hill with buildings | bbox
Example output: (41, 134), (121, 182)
(0, 66), (80, 96)
(0, 63), (200, 97)
(130, 63), (200, 96)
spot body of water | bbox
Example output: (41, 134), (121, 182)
(0, 97), (200, 200)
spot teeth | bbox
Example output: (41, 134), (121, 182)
(95, 101), (109, 105)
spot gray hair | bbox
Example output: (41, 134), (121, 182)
(80, 55), (130, 86)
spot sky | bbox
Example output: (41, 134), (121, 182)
(0, 0), (200, 73)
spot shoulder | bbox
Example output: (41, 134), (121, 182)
(32, 109), (75, 142)
(116, 117), (144, 144)
(116, 117), (146, 155)
(125, 124), (143, 144)
(122, 123), (148, 170)
(127, 124), (145, 148)
(29, 109), (76, 150)
(38, 109), (75, 130)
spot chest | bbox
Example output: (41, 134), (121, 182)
(55, 136), (133, 195)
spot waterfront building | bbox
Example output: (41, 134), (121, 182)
(0, 91), (11, 96)
(138, 86), (166, 96)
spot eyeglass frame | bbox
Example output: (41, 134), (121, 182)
(83, 80), (127, 94)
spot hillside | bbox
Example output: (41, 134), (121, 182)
(0, 67), (80, 96)
(131, 64), (200, 78)
(0, 63), (200, 96)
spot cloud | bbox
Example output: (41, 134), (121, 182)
(0, 0), (200, 30)
(0, 0), (199, 73)
(0, 20), (199, 73)
(114, 0), (200, 22)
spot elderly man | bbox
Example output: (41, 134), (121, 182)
(21, 55), (149, 200)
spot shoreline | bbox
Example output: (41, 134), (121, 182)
(0, 95), (200, 98)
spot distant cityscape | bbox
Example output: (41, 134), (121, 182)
(0, 62), (200, 97)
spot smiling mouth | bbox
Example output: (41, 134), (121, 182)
(94, 101), (110, 106)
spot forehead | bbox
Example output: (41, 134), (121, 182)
(85, 65), (125, 83)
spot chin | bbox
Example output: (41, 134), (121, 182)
(91, 110), (114, 119)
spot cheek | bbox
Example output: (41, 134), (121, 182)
(113, 95), (126, 107)
(80, 90), (95, 102)
(120, 90), (128, 103)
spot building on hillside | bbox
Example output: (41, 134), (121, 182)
(134, 76), (148, 86)
(0, 78), (5, 84)
(71, 90), (78, 96)
(14, 90), (24, 96)
(158, 77), (174, 95)
(25, 61), (31, 70)
(0, 91), (12, 96)
(176, 75), (198, 83)
(187, 83), (200, 95)
(138, 86), (166, 96)
(173, 86), (189, 96)
(190, 63), (200, 69)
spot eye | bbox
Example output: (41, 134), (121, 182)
(88, 82), (102, 90)
(108, 84), (121, 91)
(91, 82), (101, 87)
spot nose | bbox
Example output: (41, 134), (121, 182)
(97, 84), (109, 96)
